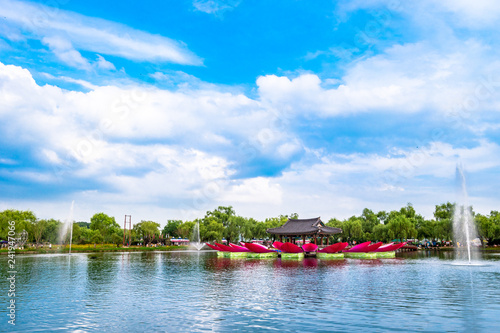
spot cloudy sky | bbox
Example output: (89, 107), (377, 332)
(1, 0), (500, 225)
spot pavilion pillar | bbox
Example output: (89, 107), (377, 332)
(314, 237), (317, 245)
(320, 237), (323, 246)
(302, 235), (305, 246)
(326, 237), (329, 245)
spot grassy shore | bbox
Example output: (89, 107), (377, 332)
(0, 244), (190, 254)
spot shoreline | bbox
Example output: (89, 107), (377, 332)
(2, 245), (500, 255)
(0, 245), (190, 255)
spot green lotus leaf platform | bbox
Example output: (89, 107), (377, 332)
(375, 251), (396, 258)
(222, 252), (248, 258)
(247, 252), (278, 259)
(281, 252), (305, 260)
(344, 252), (378, 259)
(316, 252), (344, 259)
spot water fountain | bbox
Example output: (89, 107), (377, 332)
(59, 200), (75, 255)
(190, 220), (204, 251)
(453, 164), (481, 264)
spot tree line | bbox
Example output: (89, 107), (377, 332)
(1, 202), (500, 247)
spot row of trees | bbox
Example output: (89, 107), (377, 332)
(160, 204), (500, 245)
(2, 203), (500, 247)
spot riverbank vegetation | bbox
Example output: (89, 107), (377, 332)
(1, 203), (499, 248)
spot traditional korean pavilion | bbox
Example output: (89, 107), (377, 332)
(266, 217), (342, 246)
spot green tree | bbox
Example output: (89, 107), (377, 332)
(204, 206), (235, 228)
(360, 208), (379, 234)
(42, 219), (62, 244)
(134, 220), (161, 245)
(77, 228), (97, 245)
(377, 211), (389, 224)
(111, 232), (123, 247)
(224, 216), (249, 244)
(0, 209), (37, 240)
(435, 219), (452, 241)
(163, 220), (182, 238)
(432, 202), (457, 241)
(90, 213), (120, 243)
(264, 217), (282, 230)
(476, 211), (500, 245)
(417, 219), (436, 240)
(372, 223), (391, 242)
(249, 219), (267, 240)
(90, 230), (104, 248)
(387, 214), (417, 242)
(75, 222), (91, 229)
(32, 219), (48, 246)
(341, 218), (364, 242)
(177, 221), (195, 239)
(434, 202), (455, 221)
(200, 217), (224, 242)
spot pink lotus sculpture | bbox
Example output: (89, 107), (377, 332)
(272, 241), (284, 250)
(205, 243), (224, 251)
(215, 242), (244, 252)
(280, 242), (304, 253)
(244, 242), (275, 253)
(229, 243), (250, 252)
(343, 241), (371, 253)
(374, 242), (407, 252)
(302, 243), (318, 252)
(366, 242), (383, 252)
(317, 242), (348, 253)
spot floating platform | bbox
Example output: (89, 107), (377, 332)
(214, 251), (396, 259)
(281, 252), (305, 260)
(376, 251), (396, 258)
(316, 253), (344, 260)
(247, 252), (278, 259)
(222, 252), (248, 258)
(344, 252), (378, 259)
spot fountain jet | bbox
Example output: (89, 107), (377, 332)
(453, 164), (480, 264)
(190, 220), (204, 251)
(59, 201), (75, 255)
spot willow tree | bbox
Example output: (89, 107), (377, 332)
(387, 215), (417, 242)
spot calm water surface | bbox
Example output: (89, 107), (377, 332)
(2, 251), (500, 332)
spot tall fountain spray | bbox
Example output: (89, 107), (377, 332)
(190, 220), (204, 251)
(59, 201), (75, 255)
(453, 164), (480, 264)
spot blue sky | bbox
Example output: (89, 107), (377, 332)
(1, 0), (500, 224)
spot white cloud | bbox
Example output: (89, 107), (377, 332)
(193, 0), (241, 15)
(0, 61), (301, 220)
(42, 36), (92, 70)
(1, 57), (500, 222)
(220, 177), (282, 205)
(95, 55), (116, 71)
(256, 140), (500, 220)
(258, 39), (500, 117)
(434, 0), (500, 28)
(0, 158), (17, 165)
(338, 0), (500, 30)
(0, 0), (202, 65)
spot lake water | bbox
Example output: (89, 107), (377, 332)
(2, 251), (500, 332)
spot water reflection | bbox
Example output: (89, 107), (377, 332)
(1, 251), (500, 332)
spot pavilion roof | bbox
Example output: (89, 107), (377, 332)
(266, 217), (342, 236)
